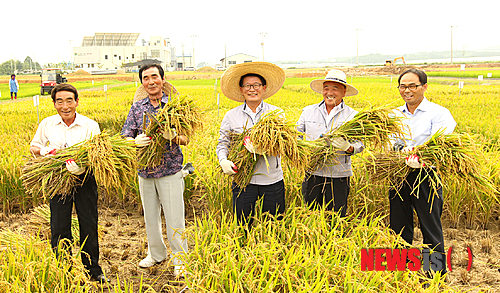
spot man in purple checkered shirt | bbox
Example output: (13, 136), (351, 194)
(121, 64), (188, 277)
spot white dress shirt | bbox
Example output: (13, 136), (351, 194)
(31, 113), (100, 149)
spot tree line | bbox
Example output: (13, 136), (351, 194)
(0, 56), (42, 75)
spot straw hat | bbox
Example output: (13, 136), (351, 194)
(132, 81), (178, 104)
(310, 69), (358, 96)
(220, 61), (285, 102)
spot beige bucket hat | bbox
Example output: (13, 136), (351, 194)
(132, 81), (178, 104)
(310, 69), (358, 96)
(220, 61), (285, 102)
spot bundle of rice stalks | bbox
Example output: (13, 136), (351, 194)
(306, 107), (406, 173)
(21, 131), (137, 199)
(228, 130), (258, 189)
(325, 107), (406, 150)
(138, 94), (202, 168)
(365, 131), (499, 202)
(228, 110), (310, 189)
(301, 138), (340, 174)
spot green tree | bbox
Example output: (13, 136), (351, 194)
(23, 56), (33, 70)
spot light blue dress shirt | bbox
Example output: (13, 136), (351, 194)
(395, 97), (456, 148)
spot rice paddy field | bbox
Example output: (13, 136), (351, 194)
(1, 65), (500, 292)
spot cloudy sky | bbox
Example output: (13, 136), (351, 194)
(3, 0), (499, 65)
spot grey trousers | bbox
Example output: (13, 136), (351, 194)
(138, 171), (188, 265)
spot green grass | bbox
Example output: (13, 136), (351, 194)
(0, 80), (132, 102)
(427, 69), (500, 79)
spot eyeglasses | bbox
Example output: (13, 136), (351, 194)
(398, 84), (423, 91)
(55, 99), (75, 106)
(242, 83), (262, 90)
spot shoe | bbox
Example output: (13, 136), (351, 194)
(139, 255), (163, 268)
(91, 274), (110, 283)
(174, 265), (185, 277)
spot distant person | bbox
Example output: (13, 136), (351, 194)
(121, 64), (189, 277)
(390, 69), (456, 275)
(216, 61), (286, 227)
(29, 83), (108, 283)
(9, 74), (19, 100)
(297, 70), (364, 216)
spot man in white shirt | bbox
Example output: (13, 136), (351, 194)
(391, 69), (456, 275)
(30, 83), (108, 283)
(297, 70), (364, 216)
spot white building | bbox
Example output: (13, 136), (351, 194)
(73, 33), (174, 72)
(220, 53), (259, 68)
(176, 54), (194, 70)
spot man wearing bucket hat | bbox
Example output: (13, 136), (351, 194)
(216, 61), (286, 227)
(121, 64), (188, 277)
(297, 69), (364, 216)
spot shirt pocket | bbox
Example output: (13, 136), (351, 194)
(303, 120), (325, 140)
(45, 133), (65, 149)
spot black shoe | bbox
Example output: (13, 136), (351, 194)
(91, 274), (110, 283)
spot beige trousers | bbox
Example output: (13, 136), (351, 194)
(138, 170), (188, 265)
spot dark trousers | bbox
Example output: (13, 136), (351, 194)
(232, 180), (286, 227)
(50, 174), (103, 277)
(389, 170), (446, 273)
(302, 174), (350, 217)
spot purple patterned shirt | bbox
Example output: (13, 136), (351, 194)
(121, 94), (183, 178)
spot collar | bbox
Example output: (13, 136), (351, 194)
(318, 100), (345, 113)
(243, 101), (264, 114)
(402, 97), (430, 114)
(141, 93), (169, 106)
(56, 112), (81, 127)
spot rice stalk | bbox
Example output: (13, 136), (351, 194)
(21, 131), (137, 199)
(228, 110), (310, 189)
(228, 130), (258, 190)
(365, 131), (499, 205)
(327, 107), (406, 150)
(137, 94), (202, 168)
(306, 107), (406, 173)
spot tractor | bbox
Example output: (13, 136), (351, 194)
(40, 68), (67, 95)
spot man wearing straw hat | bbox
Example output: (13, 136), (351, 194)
(29, 83), (109, 283)
(390, 68), (456, 275)
(121, 64), (189, 277)
(297, 69), (364, 216)
(216, 61), (286, 227)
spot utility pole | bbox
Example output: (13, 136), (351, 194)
(68, 39), (74, 71)
(355, 28), (362, 67)
(260, 32), (267, 61)
(181, 43), (185, 69)
(191, 35), (197, 69)
(450, 26), (456, 64)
